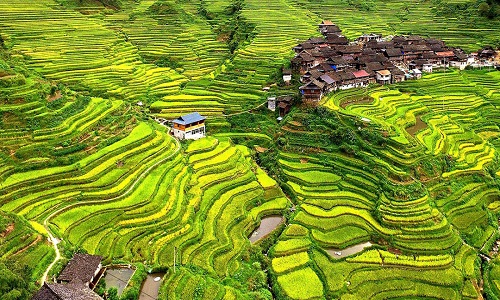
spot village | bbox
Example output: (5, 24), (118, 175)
(286, 20), (499, 104)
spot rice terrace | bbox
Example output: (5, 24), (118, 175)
(2, 0), (500, 299)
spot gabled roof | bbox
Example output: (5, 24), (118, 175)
(319, 74), (335, 85)
(376, 70), (391, 76)
(320, 20), (335, 25)
(58, 253), (102, 284)
(338, 70), (356, 81)
(278, 102), (290, 108)
(308, 69), (323, 79)
(422, 52), (439, 59)
(435, 51), (455, 57)
(338, 45), (363, 54)
(308, 37), (326, 44)
(385, 48), (402, 57)
(325, 35), (348, 45)
(327, 56), (349, 65)
(365, 61), (385, 71)
(33, 283), (102, 300)
(300, 79), (325, 90)
(277, 95), (293, 102)
(352, 70), (370, 78)
(172, 112), (205, 125)
(298, 51), (314, 61)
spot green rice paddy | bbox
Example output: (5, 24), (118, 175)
(1, 0), (500, 299)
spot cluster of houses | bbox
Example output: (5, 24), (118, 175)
(33, 253), (103, 300)
(292, 20), (497, 103)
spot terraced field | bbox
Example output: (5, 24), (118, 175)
(2, 0), (500, 299)
(264, 69), (500, 299)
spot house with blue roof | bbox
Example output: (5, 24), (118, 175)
(172, 112), (206, 140)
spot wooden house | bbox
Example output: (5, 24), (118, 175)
(352, 70), (374, 87)
(172, 112), (206, 140)
(435, 51), (455, 66)
(318, 20), (341, 36)
(33, 283), (103, 300)
(357, 33), (382, 44)
(385, 48), (403, 61)
(300, 80), (325, 103)
(337, 70), (357, 90)
(392, 68), (406, 83)
(57, 253), (102, 288)
(33, 253), (104, 300)
(276, 96), (293, 117)
(282, 69), (292, 85)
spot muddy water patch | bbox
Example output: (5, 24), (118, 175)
(340, 96), (374, 109)
(406, 115), (428, 136)
(249, 216), (284, 243)
(139, 273), (165, 300)
(327, 242), (373, 259)
(103, 267), (135, 296)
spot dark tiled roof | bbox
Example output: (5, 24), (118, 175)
(33, 283), (102, 300)
(301, 42), (314, 49)
(325, 35), (348, 45)
(300, 79), (325, 90)
(320, 74), (335, 84)
(367, 41), (394, 49)
(32, 284), (60, 300)
(338, 45), (363, 54)
(338, 70), (356, 80)
(385, 48), (402, 57)
(277, 95), (293, 102)
(308, 37), (326, 44)
(298, 51), (314, 61)
(327, 56), (349, 65)
(422, 52), (439, 59)
(308, 69), (323, 79)
(365, 62), (385, 71)
(57, 253), (102, 284)
(278, 102), (290, 108)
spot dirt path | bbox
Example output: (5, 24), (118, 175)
(40, 132), (181, 285)
(13, 235), (42, 256)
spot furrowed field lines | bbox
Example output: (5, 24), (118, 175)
(0, 212), (54, 284)
(0, 0), (187, 101)
(154, 137), (288, 276)
(268, 68), (500, 297)
(159, 267), (253, 300)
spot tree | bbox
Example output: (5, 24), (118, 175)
(0, 262), (32, 300)
(106, 287), (119, 300)
(479, 2), (490, 17)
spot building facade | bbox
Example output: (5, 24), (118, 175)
(172, 112), (206, 140)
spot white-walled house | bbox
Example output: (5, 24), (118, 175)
(172, 112), (206, 140)
(376, 70), (391, 84)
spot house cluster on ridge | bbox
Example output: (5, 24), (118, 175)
(32, 254), (103, 300)
(293, 20), (475, 103)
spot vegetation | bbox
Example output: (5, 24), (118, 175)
(0, 0), (500, 299)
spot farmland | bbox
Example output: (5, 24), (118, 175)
(1, 0), (500, 299)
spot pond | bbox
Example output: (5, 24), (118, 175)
(327, 242), (373, 259)
(103, 267), (135, 296)
(139, 273), (165, 300)
(249, 216), (284, 243)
